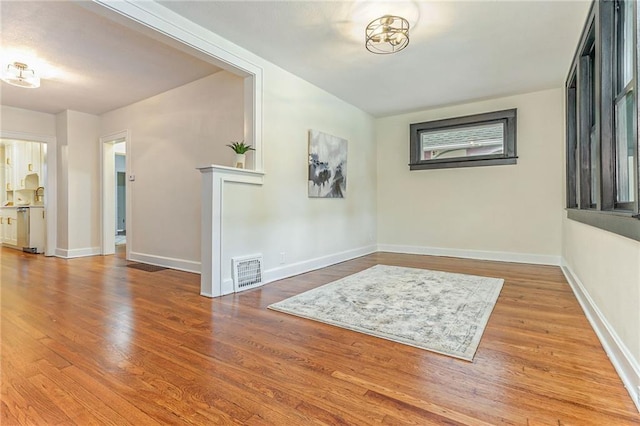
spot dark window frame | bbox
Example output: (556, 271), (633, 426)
(567, 73), (578, 208)
(409, 109), (517, 171)
(565, 0), (640, 242)
(613, 0), (636, 210)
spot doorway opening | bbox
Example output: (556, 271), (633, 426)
(115, 146), (126, 247)
(101, 130), (130, 258)
(0, 139), (47, 253)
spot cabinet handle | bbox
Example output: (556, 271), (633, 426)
(5, 158), (9, 165)
(28, 163), (33, 171)
(0, 217), (3, 224)
(7, 218), (11, 225)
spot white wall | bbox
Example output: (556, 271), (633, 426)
(1, 105), (56, 136)
(376, 89), (564, 264)
(221, 61), (377, 282)
(55, 110), (101, 254)
(563, 221), (640, 364)
(100, 61), (377, 280)
(562, 220), (640, 410)
(55, 111), (69, 250)
(88, 0), (377, 281)
(67, 111), (101, 251)
(100, 71), (244, 266)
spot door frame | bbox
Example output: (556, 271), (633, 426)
(0, 130), (57, 256)
(100, 129), (131, 258)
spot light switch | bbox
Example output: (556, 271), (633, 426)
(128, 175), (135, 181)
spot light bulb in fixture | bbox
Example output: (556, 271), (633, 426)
(2, 62), (40, 89)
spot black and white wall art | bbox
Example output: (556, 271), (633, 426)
(308, 130), (347, 198)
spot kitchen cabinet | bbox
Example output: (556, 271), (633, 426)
(1, 141), (44, 206)
(0, 208), (18, 247)
(0, 207), (44, 252)
(14, 143), (41, 178)
(14, 142), (39, 189)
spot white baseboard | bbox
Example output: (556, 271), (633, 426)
(377, 244), (561, 266)
(222, 278), (234, 296)
(263, 244), (377, 285)
(129, 251), (200, 274)
(561, 261), (640, 412)
(55, 247), (101, 258)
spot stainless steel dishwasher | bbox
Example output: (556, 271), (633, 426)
(16, 207), (31, 252)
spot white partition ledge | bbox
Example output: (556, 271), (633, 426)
(198, 165), (264, 297)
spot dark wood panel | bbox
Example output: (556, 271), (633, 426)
(1, 248), (639, 425)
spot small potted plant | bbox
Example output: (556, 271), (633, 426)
(226, 141), (255, 169)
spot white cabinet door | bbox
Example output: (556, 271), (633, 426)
(1, 211), (9, 244)
(4, 143), (15, 192)
(3, 210), (17, 246)
(3, 216), (11, 244)
(29, 143), (42, 176)
(14, 143), (28, 189)
(29, 207), (45, 253)
(9, 210), (17, 246)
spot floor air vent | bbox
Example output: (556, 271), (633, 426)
(232, 255), (263, 292)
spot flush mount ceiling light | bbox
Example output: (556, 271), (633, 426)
(365, 15), (410, 54)
(1, 62), (41, 89)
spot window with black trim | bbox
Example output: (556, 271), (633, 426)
(409, 109), (517, 170)
(565, 0), (639, 241)
(614, 0), (636, 209)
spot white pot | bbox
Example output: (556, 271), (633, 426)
(234, 153), (246, 169)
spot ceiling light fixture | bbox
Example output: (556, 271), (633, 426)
(365, 15), (410, 54)
(1, 62), (41, 89)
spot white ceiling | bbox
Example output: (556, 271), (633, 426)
(0, 1), (221, 115)
(0, 1), (591, 118)
(160, 0), (591, 117)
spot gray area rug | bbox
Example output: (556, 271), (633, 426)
(268, 265), (504, 361)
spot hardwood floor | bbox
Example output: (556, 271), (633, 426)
(1, 247), (639, 425)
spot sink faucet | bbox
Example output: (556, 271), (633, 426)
(35, 186), (45, 203)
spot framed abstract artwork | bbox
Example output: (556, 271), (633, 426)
(308, 130), (347, 198)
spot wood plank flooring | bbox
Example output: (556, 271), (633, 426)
(1, 247), (639, 425)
